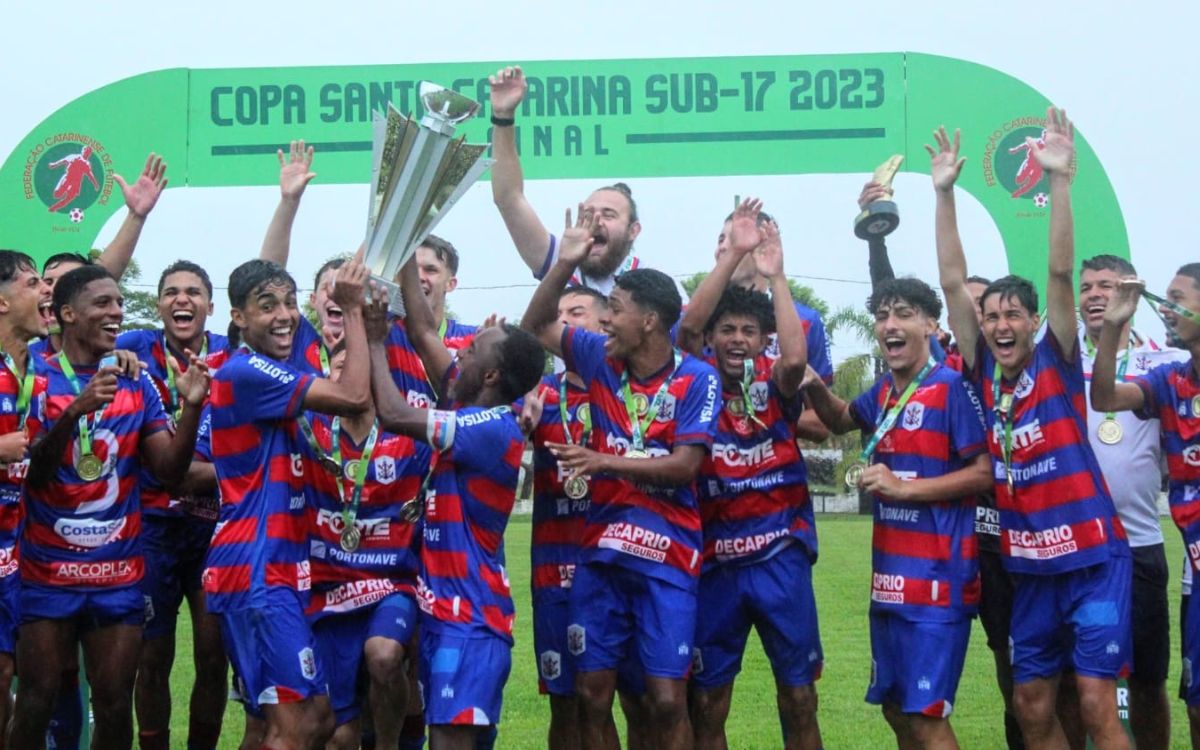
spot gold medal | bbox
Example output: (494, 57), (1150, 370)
(844, 463), (865, 490)
(344, 459), (362, 481)
(625, 449), (649, 460)
(575, 403), (590, 425)
(319, 456), (341, 476)
(76, 454), (103, 482)
(632, 392), (650, 417)
(564, 475), (589, 500)
(339, 526), (361, 552)
(726, 397), (746, 417)
(399, 498), (423, 523)
(1192, 395), (1200, 417)
(1097, 418), (1123, 445)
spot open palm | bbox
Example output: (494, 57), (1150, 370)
(1031, 107), (1074, 174)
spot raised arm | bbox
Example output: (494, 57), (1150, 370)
(800, 367), (858, 435)
(519, 206), (596, 355)
(676, 198), (763, 356)
(1035, 107), (1078, 353)
(859, 181), (896, 289)
(397, 256), (454, 390)
(260, 140), (316, 265)
(760, 222), (807, 395)
(1091, 279), (1146, 412)
(927, 127), (980, 369)
(99, 153), (168, 279)
(488, 66), (554, 274)
(143, 354), (210, 487)
(366, 294), (430, 435)
(302, 262), (371, 416)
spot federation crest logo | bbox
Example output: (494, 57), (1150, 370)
(901, 402), (925, 431)
(539, 650), (562, 681)
(23, 135), (115, 224)
(982, 115), (1075, 215)
(567, 624), (586, 656)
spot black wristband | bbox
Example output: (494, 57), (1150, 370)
(490, 115), (515, 127)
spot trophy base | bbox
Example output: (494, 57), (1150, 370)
(368, 275), (407, 317)
(854, 200), (900, 240)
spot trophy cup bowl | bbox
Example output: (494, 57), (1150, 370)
(853, 154), (904, 240)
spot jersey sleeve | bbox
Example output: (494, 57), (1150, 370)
(449, 409), (519, 471)
(115, 329), (156, 361)
(850, 381), (882, 434)
(672, 363), (720, 448)
(560, 327), (607, 385)
(1132, 365), (1172, 422)
(227, 355), (315, 422)
(946, 376), (988, 460)
(289, 316), (324, 374)
(803, 310), (834, 384)
(138, 373), (171, 439)
(194, 405), (213, 462)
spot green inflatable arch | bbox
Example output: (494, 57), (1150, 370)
(0, 52), (1127, 290)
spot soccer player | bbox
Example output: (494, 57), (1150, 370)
(676, 200), (823, 749)
(931, 111), (1132, 750)
(1090, 267), (1200, 745)
(367, 258), (546, 750)
(203, 259), (372, 750)
(305, 340), (424, 750)
(11, 264), (210, 748)
(522, 207), (720, 750)
(113, 260), (230, 750)
(0, 250), (52, 745)
(802, 274), (990, 749)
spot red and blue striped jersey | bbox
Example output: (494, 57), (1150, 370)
(530, 373), (590, 600)
(416, 406), (524, 642)
(203, 349), (316, 611)
(850, 364), (986, 620)
(303, 413), (424, 619)
(764, 302), (833, 384)
(971, 332), (1128, 574)
(22, 360), (169, 590)
(1133, 358), (1200, 547)
(698, 354), (814, 570)
(0, 358), (46, 584)
(116, 329), (229, 517)
(561, 327), (720, 589)
(383, 318), (477, 409)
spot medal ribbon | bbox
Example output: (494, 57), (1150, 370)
(2, 350), (36, 431)
(1085, 337), (1132, 424)
(1142, 289), (1200, 324)
(620, 349), (682, 452)
(57, 352), (108, 464)
(858, 358), (936, 463)
(163, 332), (207, 420)
(991, 363), (1020, 493)
(332, 418), (379, 531)
(558, 378), (592, 446)
(318, 344), (330, 377)
(739, 358), (766, 429)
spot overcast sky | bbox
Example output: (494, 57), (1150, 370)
(1, 1), (1194, 363)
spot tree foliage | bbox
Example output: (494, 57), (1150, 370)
(119, 258), (160, 331)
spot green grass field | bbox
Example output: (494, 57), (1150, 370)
(168, 514), (1191, 748)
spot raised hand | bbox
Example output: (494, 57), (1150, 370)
(330, 260), (368, 311)
(363, 286), (391, 343)
(69, 366), (120, 417)
(113, 153), (168, 219)
(488, 66), (527, 118)
(558, 205), (597, 267)
(729, 197), (765, 256)
(1104, 279), (1144, 327)
(278, 140), (316, 201)
(171, 352), (212, 407)
(1031, 106), (1074, 175)
(480, 313), (508, 331)
(924, 126), (965, 192)
(858, 180), (891, 210)
(519, 387), (545, 436)
(754, 220), (785, 280)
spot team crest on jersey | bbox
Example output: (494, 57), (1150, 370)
(406, 390), (431, 409)
(749, 382), (769, 411)
(567, 624), (586, 655)
(1184, 445), (1200, 468)
(655, 393), (677, 422)
(374, 456), (396, 484)
(290, 453), (304, 477)
(539, 650), (562, 681)
(901, 402), (925, 431)
(1013, 371), (1035, 399)
(0, 398), (11, 413)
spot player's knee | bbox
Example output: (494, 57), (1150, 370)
(908, 714), (952, 743)
(576, 676), (614, 715)
(690, 686), (732, 731)
(304, 701), (336, 745)
(1075, 682), (1119, 729)
(1013, 683), (1056, 725)
(365, 638), (405, 682)
(778, 684), (818, 724)
(645, 685), (688, 724)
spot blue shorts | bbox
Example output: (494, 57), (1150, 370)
(866, 613), (971, 718)
(313, 593), (418, 725)
(1010, 555), (1132, 683)
(420, 629), (511, 727)
(568, 563), (696, 680)
(0, 573), (17, 654)
(20, 583), (143, 630)
(140, 513), (215, 640)
(218, 590), (326, 710)
(533, 593), (576, 696)
(693, 543), (823, 689)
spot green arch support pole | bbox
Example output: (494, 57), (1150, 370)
(0, 52), (1127, 291)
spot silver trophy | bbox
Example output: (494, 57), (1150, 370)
(364, 82), (494, 314)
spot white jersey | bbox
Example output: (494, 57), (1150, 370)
(538, 234), (690, 301)
(1081, 329), (1188, 548)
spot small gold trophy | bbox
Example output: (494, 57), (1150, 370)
(854, 154), (904, 240)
